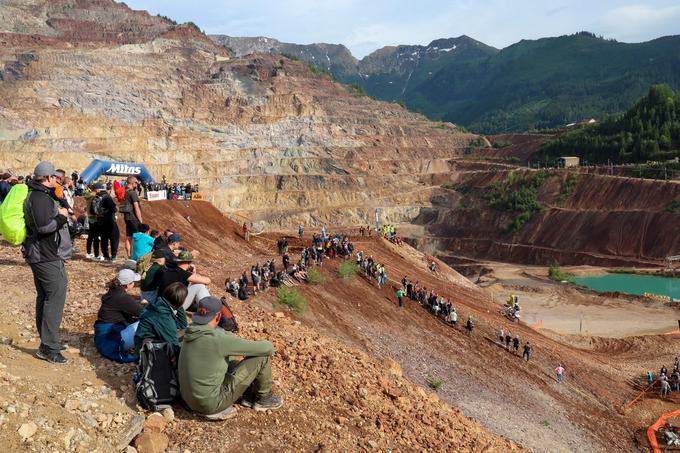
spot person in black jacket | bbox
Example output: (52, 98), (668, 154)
(23, 162), (73, 365)
(95, 186), (119, 261)
(94, 269), (145, 363)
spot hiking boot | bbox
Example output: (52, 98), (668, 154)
(201, 406), (237, 421)
(36, 350), (69, 365)
(252, 393), (283, 412)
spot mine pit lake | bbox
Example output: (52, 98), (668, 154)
(573, 274), (680, 299)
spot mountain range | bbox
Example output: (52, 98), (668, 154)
(211, 32), (680, 134)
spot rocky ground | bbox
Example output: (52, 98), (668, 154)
(0, 233), (521, 452)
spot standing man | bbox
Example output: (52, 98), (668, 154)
(242, 222), (249, 242)
(96, 184), (119, 261)
(120, 176), (143, 259)
(522, 341), (532, 362)
(298, 224), (303, 241)
(555, 364), (565, 383)
(396, 286), (405, 308)
(23, 162), (73, 365)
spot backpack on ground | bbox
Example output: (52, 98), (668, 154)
(0, 184), (28, 246)
(219, 297), (239, 332)
(135, 341), (180, 411)
(90, 193), (107, 217)
(136, 251), (154, 278)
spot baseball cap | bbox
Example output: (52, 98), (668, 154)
(192, 296), (222, 325)
(168, 234), (183, 244)
(175, 250), (194, 263)
(117, 269), (141, 285)
(33, 161), (60, 177)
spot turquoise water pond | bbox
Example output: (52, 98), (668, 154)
(573, 274), (680, 299)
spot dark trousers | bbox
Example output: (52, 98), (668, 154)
(87, 221), (101, 256)
(100, 221), (120, 259)
(30, 260), (68, 354)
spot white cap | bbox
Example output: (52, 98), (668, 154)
(117, 269), (141, 285)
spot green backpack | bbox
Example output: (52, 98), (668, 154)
(0, 184), (28, 246)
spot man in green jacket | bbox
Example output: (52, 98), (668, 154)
(134, 282), (188, 352)
(178, 297), (283, 420)
(396, 287), (405, 308)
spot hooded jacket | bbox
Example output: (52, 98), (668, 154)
(23, 180), (73, 264)
(178, 324), (273, 414)
(133, 296), (187, 352)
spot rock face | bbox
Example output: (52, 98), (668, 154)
(0, 0), (475, 230)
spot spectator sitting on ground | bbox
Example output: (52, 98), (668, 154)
(131, 223), (155, 261)
(134, 282), (188, 353)
(153, 229), (174, 251)
(178, 296), (283, 420)
(94, 269), (145, 363)
(153, 250), (211, 311)
(139, 250), (166, 303)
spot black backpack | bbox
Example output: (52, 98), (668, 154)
(135, 341), (180, 411)
(90, 193), (107, 217)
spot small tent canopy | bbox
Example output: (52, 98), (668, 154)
(80, 159), (155, 184)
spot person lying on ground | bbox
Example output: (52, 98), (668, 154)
(153, 251), (211, 311)
(131, 223), (155, 261)
(134, 282), (188, 353)
(178, 296), (283, 420)
(94, 269), (145, 363)
(139, 250), (166, 303)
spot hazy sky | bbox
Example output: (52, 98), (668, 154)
(125, 1), (680, 57)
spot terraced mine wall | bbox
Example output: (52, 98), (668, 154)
(407, 170), (680, 267)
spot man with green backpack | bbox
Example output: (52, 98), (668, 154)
(23, 162), (73, 365)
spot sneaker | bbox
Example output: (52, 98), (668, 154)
(252, 393), (284, 412)
(36, 351), (69, 365)
(85, 253), (94, 259)
(95, 256), (105, 262)
(201, 406), (237, 421)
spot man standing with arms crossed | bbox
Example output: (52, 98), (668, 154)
(23, 162), (73, 365)
(120, 176), (143, 259)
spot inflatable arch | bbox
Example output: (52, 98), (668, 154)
(80, 159), (155, 184)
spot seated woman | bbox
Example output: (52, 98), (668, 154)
(134, 282), (189, 353)
(94, 269), (145, 363)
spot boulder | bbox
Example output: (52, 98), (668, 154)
(17, 422), (37, 441)
(143, 412), (167, 433)
(135, 432), (169, 453)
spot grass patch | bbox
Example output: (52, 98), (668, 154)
(279, 52), (300, 61)
(347, 83), (368, 97)
(548, 265), (575, 282)
(665, 199), (680, 213)
(337, 261), (359, 279)
(558, 173), (579, 205)
(307, 268), (326, 285)
(275, 287), (307, 313)
(608, 268), (636, 274)
(485, 171), (546, 234)
(426, 375), (444, 392)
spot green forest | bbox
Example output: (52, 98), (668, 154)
(536, 84), (680, 164)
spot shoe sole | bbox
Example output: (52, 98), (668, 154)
(35, 351), (69, 365)
(253, 401), (283, 412)
(202, 407), (237, 421)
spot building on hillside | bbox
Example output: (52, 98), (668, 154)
(558, 156), (580, 168)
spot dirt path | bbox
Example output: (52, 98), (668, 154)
(482, 263), (680, 337)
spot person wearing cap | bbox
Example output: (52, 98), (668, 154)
(153, 229), (174, 251)
(23, 161), (73, 365)
(122, 176), (144, 259)
(153, 250), (211, 311)
(134, 282), (189, 353)
(154, 233), (183, 267)
(179, 296), (283, 420)
(139, 249), (166, 304)
(94, 269), (145, 363)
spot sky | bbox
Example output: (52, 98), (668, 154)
(124, 0), (680, 58)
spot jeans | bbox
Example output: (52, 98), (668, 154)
(557, 374), (563, 383)
(141, 290), (158, 304)
(30, 260), (68, 354)
(120, 321), (139, 351)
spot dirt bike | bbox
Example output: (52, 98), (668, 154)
(502, 306), (521, 323)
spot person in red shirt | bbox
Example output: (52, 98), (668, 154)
(242, 222), (249, 241)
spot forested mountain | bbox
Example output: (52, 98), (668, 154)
(537, 84), (680, 164)
(211, 32), (680, 134)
